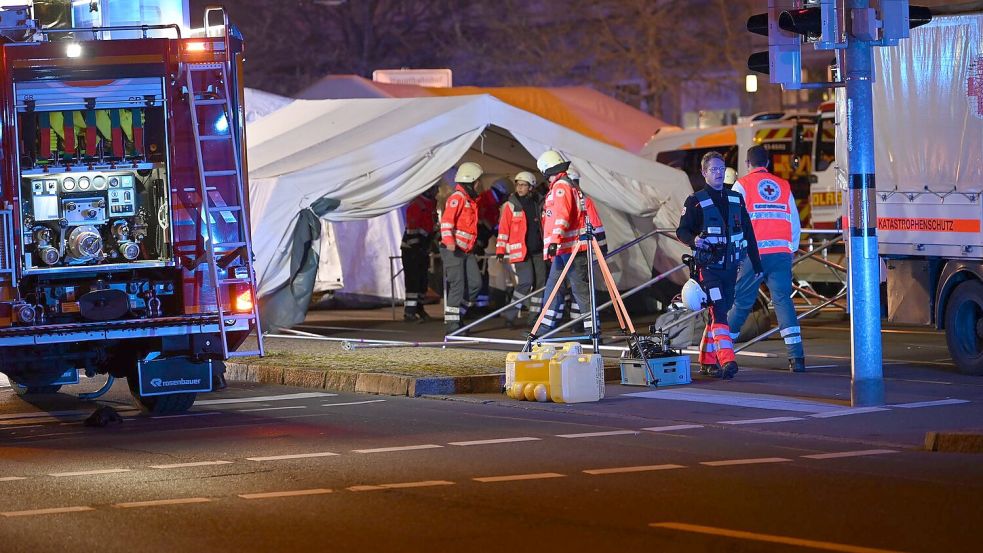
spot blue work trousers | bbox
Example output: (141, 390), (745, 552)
(727, 253), (803, 359)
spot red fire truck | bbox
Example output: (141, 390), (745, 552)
(0, 6), (263, 413)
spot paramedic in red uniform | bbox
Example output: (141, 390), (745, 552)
(495, 171), (544, 328)
(440, 162), (483, 333)
(536, 150), (604, 336)
(400, 186), (438, 322)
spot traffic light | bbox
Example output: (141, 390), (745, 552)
(747, 1), (802, 88)
(881, 2), (932, 42)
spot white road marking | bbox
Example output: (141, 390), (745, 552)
(701, 457), (791, 467)
(806, 364), (839, 369)
(719, 416), (804, 425)
(642, 424), (705, 432)
(1, 424), (44, 430)
(150, 411), (223, 420)
(49, 468), (131, 477)
(556, 430), (638, 438)
(246, 452), (339, 462)
(890, 399), (969, 409)
(809, 407), (889, 418)
(239, 488), (333, 499)
(624, 389), (843, 413)
(195, 392), (336, 406)
(348, 480), (455, 492)
(322, 400), (387, 407)
(237, 406), (307, 413)
(474, 473), (565, 483)
(2, 506), (95, 517)
(448, 437), (541, 446)
(114, 497), (212, 509)
(584, 464), (685, 475)
(148, 461), (233, 469)
(651, 522), (908, 553)
(803, 449), (899, 460)
(352, 444), (443, 454)
(0, 477), (27, 482)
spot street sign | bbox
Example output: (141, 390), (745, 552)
(372, 68), (453, 88)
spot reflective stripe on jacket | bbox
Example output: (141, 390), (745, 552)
(440, 186), (478, 252)
(542, 176), (606, 257)
(694, 188), (747, 269)
(736, 167), (795, 255)
(496, 199), (529, 262)
(401, 195), (437, 249)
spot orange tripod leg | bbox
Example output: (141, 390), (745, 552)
(591, 238), (635, 333)
(529, 247), (580, 337)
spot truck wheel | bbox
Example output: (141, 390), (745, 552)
(126, 377), (197, 415)
(944, 279), (983, 376)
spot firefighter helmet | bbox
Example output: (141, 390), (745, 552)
(536, 150), (570, 176)
(514, 171), (536, 186)
(455, 162), (483, 184)
(681, 279), (707, 311)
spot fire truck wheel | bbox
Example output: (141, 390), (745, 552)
(126, 377), (197, 415)
(944, 279), (983, 376)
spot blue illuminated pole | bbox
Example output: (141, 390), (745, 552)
(844, 0), (884, 405)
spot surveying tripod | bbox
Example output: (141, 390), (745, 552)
(523, 192), (655, 381)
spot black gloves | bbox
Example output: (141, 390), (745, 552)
(547, 243), (558, 259)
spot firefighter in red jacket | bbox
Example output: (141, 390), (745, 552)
(440, 162), (483, 333)
(537, 150), (603, 335)
(495, 171), (544, 328)
(400, 186), (438, 322)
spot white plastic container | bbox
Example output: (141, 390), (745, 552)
(549, 344), (604, 403)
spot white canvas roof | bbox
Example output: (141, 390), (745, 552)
(247, 94), (691, 298)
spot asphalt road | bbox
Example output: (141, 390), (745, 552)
(2, 359), (981, 553)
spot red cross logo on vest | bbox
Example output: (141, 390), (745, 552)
(969, 56), (983, 120)
(757, 178), (781, 202)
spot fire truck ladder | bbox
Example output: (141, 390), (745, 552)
(185, 59), (264, 360)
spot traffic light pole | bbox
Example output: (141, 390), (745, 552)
(843, 0), (884, 406)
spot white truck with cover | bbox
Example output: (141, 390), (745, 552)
(822, 12), (983, 374)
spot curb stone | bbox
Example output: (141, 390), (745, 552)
(924, 431), (983, 453)
(226, 362), (504, 397)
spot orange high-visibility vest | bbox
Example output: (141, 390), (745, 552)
(496, 199), (529, 262)
(738, 167), (794, 255)
(440, 186), (478, 252)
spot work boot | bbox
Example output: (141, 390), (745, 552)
(721, 361), (739, 380)
(418, 310), (433, 322)
(700, 364), (722, 378)
(789, 357), (806, 373)
(403, 313), (420, 323)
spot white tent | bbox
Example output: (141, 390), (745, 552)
(244, 88), (347, 297)
(247, 94), (691, 328)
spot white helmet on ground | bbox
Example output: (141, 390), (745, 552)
(536, 150), (570, 176)
(681, 279), (707, 311)
(455, 162), (483, 184)
(514, 171), (536, 186)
